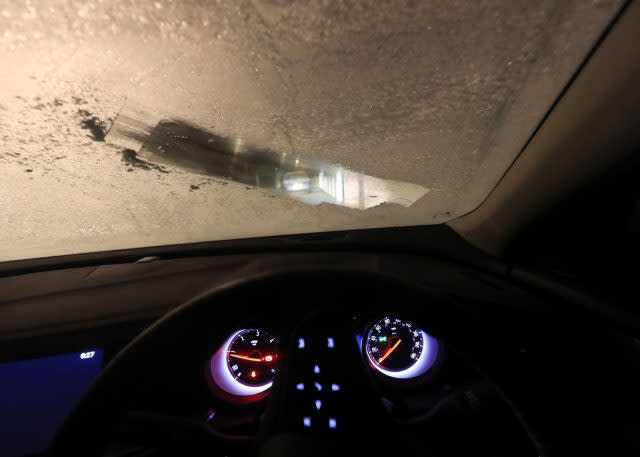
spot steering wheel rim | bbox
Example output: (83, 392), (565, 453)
(50, 268), (543, 457)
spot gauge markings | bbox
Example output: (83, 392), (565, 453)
(366, 317), (423, 372)
(225, 329), (277, 387)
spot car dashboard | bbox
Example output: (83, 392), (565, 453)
(146, 313), (480, 438)
(96, 301), (519, 457)
(0, 243), (637, 457)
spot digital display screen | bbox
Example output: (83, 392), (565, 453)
(0, 350), (103, 457)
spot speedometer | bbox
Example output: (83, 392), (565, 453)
(365, 317), (439, 379)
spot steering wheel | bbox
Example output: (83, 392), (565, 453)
(50, 269), (541, 457)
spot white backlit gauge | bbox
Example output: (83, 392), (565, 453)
(365, 317), (439, 379)
(210, 329), (278, 397)
(226, 329), (277, 386)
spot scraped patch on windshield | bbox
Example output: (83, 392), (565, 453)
(106, 108), (429, 210)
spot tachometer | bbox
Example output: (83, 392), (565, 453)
(365, 317), (439, 379)
(210, 329), (278, 398)
(226, 329), (277, 387)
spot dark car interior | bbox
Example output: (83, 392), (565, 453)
(1, 1), (639, 457)
(1, 161), (638, 456)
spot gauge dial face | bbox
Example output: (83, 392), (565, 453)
(364, 317), (439, 380)
(226, 329), (277, 387)
(366, 317), (423, 372)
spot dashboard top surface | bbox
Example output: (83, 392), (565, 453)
(0, 251), (537, 342)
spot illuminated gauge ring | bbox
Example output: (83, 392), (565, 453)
(210, 329), (275, 397)
(365, 322), (439, 379)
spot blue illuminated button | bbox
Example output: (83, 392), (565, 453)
(329, 418), (337, 430)
(315, 400), (322, 411)
(303, 417), (311, 428)
(296, 383), (304, 391)
(298, 338), (305, 349)
(313, 364), (320, 374)
(327, 337), (335, 348)
(314, 382), (322, 392)
(331, 383), (340, 392)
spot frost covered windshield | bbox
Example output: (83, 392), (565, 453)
(0, 0), (623, 261)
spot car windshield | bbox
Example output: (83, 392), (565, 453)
(0, 0), (623, 261)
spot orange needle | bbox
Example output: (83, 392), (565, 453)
(379, 339), (401, 363)
(229, 354), (262, 362)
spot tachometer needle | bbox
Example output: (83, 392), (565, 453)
(379, 339), (401, 363)
(229, 354), (262, 362)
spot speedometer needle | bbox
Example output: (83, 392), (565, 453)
(229, 354), (262, 362)
(379, 339), (401, 363)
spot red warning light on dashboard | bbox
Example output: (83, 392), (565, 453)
(265, 355), (274, 362)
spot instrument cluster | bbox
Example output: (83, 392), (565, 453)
(205, 315), (442, 403)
